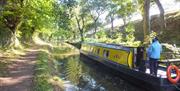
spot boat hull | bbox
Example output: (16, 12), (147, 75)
(80, 51), (179, 91)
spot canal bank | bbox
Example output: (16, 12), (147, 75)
(53, 43), (149, 91)
(33, 43), (79, 91)
(34, 43), (155, 91)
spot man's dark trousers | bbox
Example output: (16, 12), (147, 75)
(149, 58), (159, 76)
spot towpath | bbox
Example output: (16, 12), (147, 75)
(0, 48), (38, 91)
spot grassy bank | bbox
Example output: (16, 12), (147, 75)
(34, 50), (54, 91)
(34, 45), (66, 91)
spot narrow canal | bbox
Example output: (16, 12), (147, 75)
(56, 45), (147, 91)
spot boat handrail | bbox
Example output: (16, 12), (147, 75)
(160, 59), (180, 63)
(83, 42), (140, 50)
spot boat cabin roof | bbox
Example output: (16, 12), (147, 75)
(83, 42), (143, 50)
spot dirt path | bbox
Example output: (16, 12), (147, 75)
(0, 48), (39, 91)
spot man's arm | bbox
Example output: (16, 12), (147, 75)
(147, 45), (152, 57)
(160, 44), (162, 53)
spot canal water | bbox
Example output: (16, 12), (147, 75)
(56, 46), (147, 91)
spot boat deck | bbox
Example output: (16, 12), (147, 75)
(134, 68), (177, 78)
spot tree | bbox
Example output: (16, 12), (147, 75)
(52, 0), (78, 42)
(136, 0), (151, 44)
(0, 0), (24, 47)
(113, 0), (136, 26)
(106, 2), (119, 32)
(75, 15), (85, 42)
(0, 0), (82, 47)
(83, 0), (109, 37)
(73, 3), (87, 42)
(143, 0), (150, 44)
(20, 0), (56, 42)
(154, 0), (165, 32)
(136, 0), (165, 43)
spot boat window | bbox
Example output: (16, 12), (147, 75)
(94, 48), (97, 54)
(91, 47), (93, 52)
(103, 50), (106, 57)
(103, 50), (109, 58)
(97, 48), (100, 54)
(93, 48), (95, 53)
(89, 46), (92, 52)
(91, 48), (94, 53)
(106, 50), (109, 57)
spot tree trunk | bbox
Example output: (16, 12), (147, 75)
(80, 29), (84, 42)
(111, 16), (114, 32)
(94, 23), (97, 37)
(0, 0), (24, 48)
(93, 18), (98, 38)
(143, 0), (150, 44)
(121, 17), (127, 33)
(14, 20), (23, 48)
(75, 16), (84, 42)
(49, 34), (53, 42)
(122, 17), (127, 26)
(8, 29), (16, 48)
(108, 16), (114, 38)
(154, 0), (166, 33)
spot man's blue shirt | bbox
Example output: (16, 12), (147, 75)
(148, 41), (162, 59)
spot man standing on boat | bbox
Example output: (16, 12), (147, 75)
(148, 37), (162, 76)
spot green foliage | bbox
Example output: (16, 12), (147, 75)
(124, 24), (141, 46)
(83, 0), (109, 15)
(136, 0), (144, 14)
(81, 0), (109, 36)
(0, 27), (12, 48)
(0, 0), (168, 48)
(84, 23), (141, 47)
(95, 30), (107, 39)
(0, 0), (144, 47)
(112, 0), (136, 22)
(143, 31), (157, 45)
(34, 51), (53, 91)
(0, 0), (23, 47)
(0, 0), (78, 46)
(124, 24), (135, 41)
(52, 47), (72, 54)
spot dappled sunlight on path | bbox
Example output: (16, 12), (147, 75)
(0, 48), (39, 91)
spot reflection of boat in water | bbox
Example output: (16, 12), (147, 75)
(80, 42), (180, 91)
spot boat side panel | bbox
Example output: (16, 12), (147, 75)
(128, 51), (133, 68)
(82, 43), (133, 67)
(80, 43), (179, 91)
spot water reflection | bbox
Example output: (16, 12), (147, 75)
(57, 54), (146, 91)
(66, 57), (82, 85)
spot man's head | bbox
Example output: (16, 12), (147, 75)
(152, 37), (158, 43)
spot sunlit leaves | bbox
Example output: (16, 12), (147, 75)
(26, 0), (55, 29)
(112, 0), (136, 21)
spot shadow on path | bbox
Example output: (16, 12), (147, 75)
(0, 48), (39, 91)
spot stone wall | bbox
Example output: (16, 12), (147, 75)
(133, 11), (180, 45)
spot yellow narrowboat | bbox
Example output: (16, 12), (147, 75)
(80, 42), (180, 91)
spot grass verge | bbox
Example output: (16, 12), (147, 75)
(34, 46), (65, 91)
(34, 50), (54, 91)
